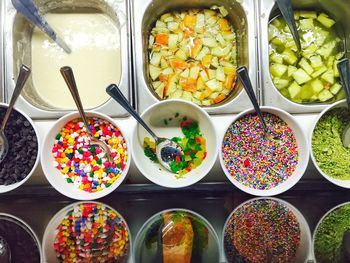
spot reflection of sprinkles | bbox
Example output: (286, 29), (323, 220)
(224, 199), (301, 263)
(54, 203), (129, 263)
(221, 112), (298, 190)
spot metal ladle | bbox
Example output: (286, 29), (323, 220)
(237, 66), (278, 140)
(106, 84), (183, 173)
(338, 58), (350, 147)
(60, 66), (113, 163)
(0, 235), (11, 263)
(0, 64), (31, 163)
(276, 0), (301, 51)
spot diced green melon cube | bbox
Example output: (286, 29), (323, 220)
(269, 24), (279, 41)
(310, 79), (324, 93)
(202, 37), (217, 48)
(270, 53), (284, 64)
(330, 83), (342, 95)
(292, 68), (312, 85)
(199, 70), (209, 82)
(327, 56), (335, 68)
(208, 69), (216, 80)
(302, 44), (318, 58)
(211, 46), (230, 57)
(321, 69), (335, 84)
(300, 84), (314, 100)
(168, 34), (178, 49)
(310, 55), (323, 68)
(280, 88), (289, 98)
(288, 82), (302, 99)
(299, 58), (314, 75)
(315, 29), (330, 47)
(190, 66), (200, 79)
(335, 51), (345, 60)
(288, 65), (298, 77)
(299, 19), (314, 30)
(282, 49), (298, 65)
(274, 78), (290, 90)
(334, 61), (340, 77)
(216, 67), (225, 82)
(167, 22), (179, 32)
(175, 49), (187, 60)
(216, 34), (226, 47)
(336, 89), (346, 100)
(196, 47), (209, 61)
(155, 82), (166, 98)
(149, 65), (162, 80)
(270, 63), (288, 78)
(318, 89), (334, 102)
(206, 79), (221, 91)
(311, 66), (328, 78)
(211, 56), (219, 68)
(317, 14), (336, 28)
(162, 67), (174, 75)
(272, 18), (282, 28)
(195, 14), (205, 32)
(271, 37), (285, 46)
(316, 41), (336, 58)
(180, 68), (190, 78)
(150, 52), (162, 66)
(300, 11), (317, 18)
(294, 11), (300, 20)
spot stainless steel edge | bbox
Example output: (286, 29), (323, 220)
(259, 0), (350, 113)
(132, 0), (258, 115)
(0, 0), (4, 103)
(3, 0), (132, 119)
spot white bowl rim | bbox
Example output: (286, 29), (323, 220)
(219, 106), (309, 196)
(40, 110), (131, 200)
(133, 207), (220, 262)
(309, 99), (350, 188)
(311, 201), (350, 262)
(132, 99), (218, 188)
(221, 196), (312, 263)
(42, 200), (132, 262)
(0, 103), (40, 193)
(0, 212), (43, 262)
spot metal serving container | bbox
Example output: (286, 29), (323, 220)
(259, 0), (350, 113)
(0, 0), (4, 103)
(3, 0), (132, 119)
(131, 0), (258, 115)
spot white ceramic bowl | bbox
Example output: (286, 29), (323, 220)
(219, 106), (309, 196)
(41, 111), (131, 200)
(310, 99), (350, 188)
(133, 208), (220, 263)
(0, 212), (43, 262)
(222, 197), (312, 263)
(0, 103), (40, 193)
(312, 201), (350, 262)
(43, 201), (131, 262)
(132, 99), (217, 188)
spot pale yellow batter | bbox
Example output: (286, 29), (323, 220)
(31, 13), (121, 109)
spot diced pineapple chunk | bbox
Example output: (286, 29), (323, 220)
(180, 68), (190, 78)
(167, 22), (179, 32)
(155, 82), (165, 98)
(195, 14), (205, 32)
(206, 79), (221, 91)
(195, 47), (209, 61)
(208, 69), (216, 80)
(162, 67), (174, 75)
(175, 49), (187, 60)
(150, 52), (162, 66)
(149, 65), (162, 80)
(168, 34), (178, 49)
(190, 66), (200, 79)
(216, 67), (225, 82)
(211, 46), (230, 57)
(211, 56), (219, 68)
(200, 70), (209, 82)
(202, 37), (217, 47)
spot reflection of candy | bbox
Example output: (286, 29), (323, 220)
(52, 118), (128, 192)
(222, 112), (298, 190)
(224, 199), (301, 263)
(54, 203), (129, 263)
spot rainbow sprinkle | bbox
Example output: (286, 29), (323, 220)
(221, 112), (298, 190)
(54, 203), (129, 262)
(52, 118), (128, 193)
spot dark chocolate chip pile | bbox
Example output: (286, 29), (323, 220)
(0, 216), (41, 262)
(0, 107), (38, 185)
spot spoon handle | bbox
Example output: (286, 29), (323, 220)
(337, 58), (350, 108)
(106, 84), (158, 140)
(60, 66), (93, 138)
(276, 0), (301, 51)
(1, 64), (31, 131)
(237, 66), (268, 132)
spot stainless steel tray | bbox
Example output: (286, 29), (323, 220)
(0, 0), (4, 103)
(3, 0), (132, 119)
(130, 0), (259, 115)
(259, 0), (350, 113)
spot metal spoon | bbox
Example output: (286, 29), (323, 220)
(0, 64), (31, 163)
(60, 66), (113, 163)
(237, 66), (278, 140)
(106, 84), (183, 173)
(275, 0), (301, 51)
(0, 235), (11, 263)
(338, 59), (350, 147)
(12, 0), (71, 53)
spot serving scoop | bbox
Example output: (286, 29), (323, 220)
(0, 64), (31, 164)
(0, 235), (11, 263)
(337, 59), (350, 147)
(106, 84), (183, 173)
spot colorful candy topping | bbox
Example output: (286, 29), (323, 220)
(54, 203), (129, 263)
(224, 199), (301, 263)
(143, 116), (206, 177)
(52, 118), (128, 192)
(148, 6), (238, 106)
(221, 112), (298, 190)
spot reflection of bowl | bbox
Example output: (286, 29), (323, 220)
(0, 213), (42, 262)
(41, 111), (130, 200)
(0, 103), (40, 194)
(313, 201), (350, 263)
(43, 201), (131, 263)
(219, 106), (309, 196)
(133, 208), (220, 263)
(132, 99), (217, 188)
(222, 197), (311, 263)
(310, 99), (350, 188)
